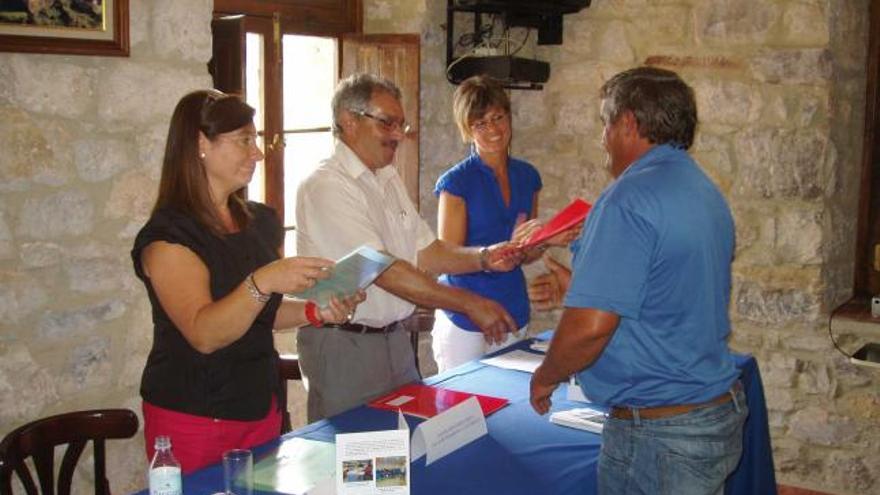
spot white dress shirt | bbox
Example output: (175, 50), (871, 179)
(294, 141), (436, 327)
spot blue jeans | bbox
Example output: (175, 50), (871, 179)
(598, 388), (748, 495)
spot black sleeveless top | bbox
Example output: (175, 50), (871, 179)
(131, 202), (283, 421)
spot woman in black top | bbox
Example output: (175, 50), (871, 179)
(132, 90), (364, 473)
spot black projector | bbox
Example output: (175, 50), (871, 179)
(448, 55), (550, 87)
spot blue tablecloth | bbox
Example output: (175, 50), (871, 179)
(137, 337), (776, 495)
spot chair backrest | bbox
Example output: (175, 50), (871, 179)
(278, 354), (302, 434)
(0, 409), (139, 495)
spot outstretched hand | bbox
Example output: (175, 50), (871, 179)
(527, 255), (571, 310)
(257, 256), (335, 295)
(320, 290), (367, 324)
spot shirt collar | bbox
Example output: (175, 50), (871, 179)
(621, 143), (681, 178)
(334, 140), (397, 185)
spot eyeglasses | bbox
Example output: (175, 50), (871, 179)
(356, 110), (411, 134)
(218, 134), (260, 149)
(470, 112), (508, 133)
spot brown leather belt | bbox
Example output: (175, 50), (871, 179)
(326, 322), (399, 334)
(610, 382), (742, 420)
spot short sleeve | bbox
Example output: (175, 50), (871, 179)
(564, 200), (656, 319)
(131, 209), (208, 281)
(434, 163), (469, 199)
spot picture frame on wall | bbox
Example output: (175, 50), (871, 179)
(0, 0), (129, 57)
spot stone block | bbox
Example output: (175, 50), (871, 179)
(4, 55), (96, 119)
(60, 337), (112, 392)
(827, 452), (875, 494)
(789, 406), (858, 446)
(0, 274), (49, 324)
(151, 0), (212, 63)
(0, 107), (73, 191)
(19, 242), (63, 268)
(774, 206), (823, 264)
(74, 136), (133, 183)
(694, 79), (762, 125)
(734, 280), (820, 326)
(765, 387), (795, 413)
(838, 392), (880, 422)
(750, 49), (832, 85)
(16, 189), (94, 240)
(762, 353), (800, 388)
(105, 170), (157, 220)
(782, 2), (829, 46)
(37, 300), (126, 340)
(66, 258), (126, 294)
(695, 0), (780, 45)
(98, 63), (211, 127)
(733, 127), (827, 199)
(766, 90), (825, 128)
(0, 345), (59, 427)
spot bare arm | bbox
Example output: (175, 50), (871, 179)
(375, 259), (517, 344)
(530, 307), (619, 414)
(142, 241), (334, 354)
(437, 191), (467, 245)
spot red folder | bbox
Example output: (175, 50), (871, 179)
(367, 383), (509, 419)
(521, 198), (591, 249)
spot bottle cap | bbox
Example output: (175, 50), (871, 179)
(154, 435), (171, 450)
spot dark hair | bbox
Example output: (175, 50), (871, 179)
(599, 67), (697, 150)
(331, 73), (402, 137)
(153, 90), (256, 234)
(452, 75), (511, 142)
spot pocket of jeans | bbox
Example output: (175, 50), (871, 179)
(658, 449), (735, 495)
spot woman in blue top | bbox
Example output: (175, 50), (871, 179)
(432, 75), (574, 372)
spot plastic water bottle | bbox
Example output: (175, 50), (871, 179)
(149, 435), (182, 495)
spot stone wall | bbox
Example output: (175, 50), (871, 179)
(0, 0), (213, 492)
(371, 0), (878, 493)
(0, 0), (876, 494)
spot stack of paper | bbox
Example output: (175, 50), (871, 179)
(549, 407), (607, 434)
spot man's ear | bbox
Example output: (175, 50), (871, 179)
(621, 111), (639, 137)
(339, 111), (357, 135)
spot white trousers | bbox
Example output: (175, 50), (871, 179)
(431, 309), (528, 373)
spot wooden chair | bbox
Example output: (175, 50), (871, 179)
(278, 353), (303, 434)
(0, 408), (139, 495)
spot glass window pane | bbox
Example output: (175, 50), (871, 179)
(245, 32), (266, 203)
(282, 35), (337, 129)
(283, 131), (335, 256)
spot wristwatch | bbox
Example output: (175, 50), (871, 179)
(479, 246), (491, 272)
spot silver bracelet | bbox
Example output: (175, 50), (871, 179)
(244, 272), (271, 303)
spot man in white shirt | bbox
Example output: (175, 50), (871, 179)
(295, 73), (520, 421)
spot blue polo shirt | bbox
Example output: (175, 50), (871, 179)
(565, 144), (740, 407)
(434, 152), (542, 331)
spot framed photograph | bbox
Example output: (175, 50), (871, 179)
(0, 0), (129, 57)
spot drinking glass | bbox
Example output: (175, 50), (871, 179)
(223, 449), (253, 495)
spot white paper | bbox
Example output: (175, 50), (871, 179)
(480, 349), (544, 373)
(335, 429), (409, 495)
(386, 395), (414, 407)
(529, 340), (549, 353)
(410, 396), (488, 465)
(566, 376), (589, 402)
(549, 407), (606, 434)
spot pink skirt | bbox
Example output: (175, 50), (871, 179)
(142, 398), (282, 474)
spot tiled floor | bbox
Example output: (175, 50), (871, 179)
(778, 484), (834, 495)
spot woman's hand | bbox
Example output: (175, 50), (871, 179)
(254, 256), (335, 295)
(319, 290), (367, 324)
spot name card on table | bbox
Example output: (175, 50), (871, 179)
(410, 396), (488, 465)
(334, 413), (411, 495)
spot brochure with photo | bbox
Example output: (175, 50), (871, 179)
(336, 428), (410, 495)
(292, 245), (394, 307)
(367, 383), (508, 419)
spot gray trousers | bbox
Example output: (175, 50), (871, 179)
(297, 323), (420, 422)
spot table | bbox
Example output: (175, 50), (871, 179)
(149, 337), (777, 495)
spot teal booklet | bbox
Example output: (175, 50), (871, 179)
(291, 245), (395, 307)
(253, 437), (336, 494)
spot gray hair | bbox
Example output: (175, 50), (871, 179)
(331, 73), (402, 136)
(600, 66), (698, 150)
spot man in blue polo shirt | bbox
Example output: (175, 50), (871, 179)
(530, 67), (748, 495)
